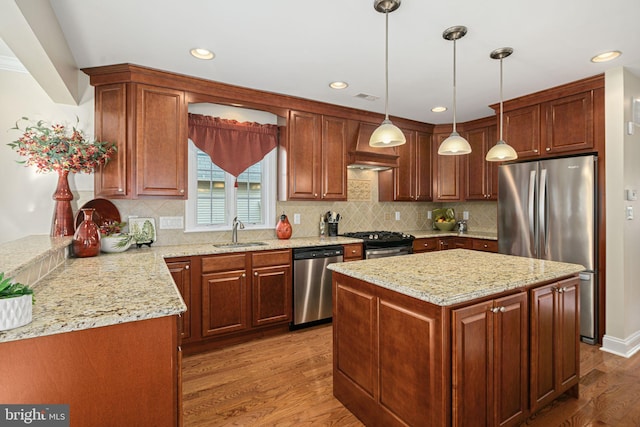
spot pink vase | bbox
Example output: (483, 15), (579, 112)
(51, 169), (75, 237)
(73, 208), (101, 257)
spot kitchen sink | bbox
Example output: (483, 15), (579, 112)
(213, 242), (268, 248)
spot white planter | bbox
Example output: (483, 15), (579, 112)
(0, 295), (32, 331)
(101, 234), (132, 253)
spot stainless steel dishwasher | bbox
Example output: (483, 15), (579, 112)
(291, 245), (343, 329)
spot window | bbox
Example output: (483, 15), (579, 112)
(185, 140), (276, 231)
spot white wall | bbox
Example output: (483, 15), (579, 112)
(0, 69), (94, 244)
(603, 67), (640, 357)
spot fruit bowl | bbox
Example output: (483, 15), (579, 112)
(434, 220), (456, 231)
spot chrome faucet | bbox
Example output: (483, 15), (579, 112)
(232, 217), (245, 243)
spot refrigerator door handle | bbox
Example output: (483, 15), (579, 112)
(539, 168), (548, 256)
(528, 170), (537, 256)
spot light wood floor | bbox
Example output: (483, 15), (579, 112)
(182, 325), (640, 426)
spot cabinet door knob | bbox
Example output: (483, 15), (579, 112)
(546, 147), (551, 152)
(314, 193), (318, 197)
(533, 149), (538, 153)
(254, 272), (258, 276)
(118, 188), (124, 192)
(241, 273), (246, 278)
(352, 250), (357, 254)
(185, 265), (190, 270)
(180, 189), (185, 193)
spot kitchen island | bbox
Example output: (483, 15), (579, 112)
(328, 249), (585, 427)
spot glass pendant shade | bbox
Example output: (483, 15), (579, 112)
(486, 140), (517, 161)
(370, 0), (405, 148)
(370, 119), (406, 147)
(439, 26), (471, 156)
(438, 131), (472, 155)
(486, 47), (518, 162)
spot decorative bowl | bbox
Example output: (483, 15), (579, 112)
(100, 234), (132, 253)
(434, 221), (456, 231)
(0, 295), (32, 331)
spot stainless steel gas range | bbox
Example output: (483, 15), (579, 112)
(341, 231), (415, 259)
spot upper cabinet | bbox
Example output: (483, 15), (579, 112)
(497, 75), (604, 160)
(378, 129), (432, 202)
(93, 82), (187, 199)
(432, 131), (464, 202)
(464, 117), (498, 200)
(279, 110), (347, 201)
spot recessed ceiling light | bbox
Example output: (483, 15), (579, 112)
(591, 50), (621, 63)
(330, 81), (348, 89)
(431, 106), (447, 113)
(190, 48), (215, 60)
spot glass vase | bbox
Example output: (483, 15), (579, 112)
(73, 208), (101, 257)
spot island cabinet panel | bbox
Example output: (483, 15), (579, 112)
(529, 277), (580, 413)
(452, 292), (528, 427)
(333, 273), (447, 427)
(166, 258), (193, 341)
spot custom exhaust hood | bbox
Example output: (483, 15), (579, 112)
(347, 121), (399, 170)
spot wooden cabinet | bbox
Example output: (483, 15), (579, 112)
(499, 76), (604, 160)
(281, 110), (347, 201)
(379, 130), (432, 202)
(529, 277), (580, 413)
(472, 238), (499, 253)
(413, 237), (438, 253)
(251, 250), (292, 327)
(333, 273), (447, 427)
(433, 132), (464, 201)
(437, 237), (455, 250)
(452, 292), (528, 427)
(93, 83), (187, 198)
(186, 249), (292, 352)
(464, 118), (498, 200)
(342, 243), (363, 261)
(166, 258), (192, 341)
(201, 253), (249, 337)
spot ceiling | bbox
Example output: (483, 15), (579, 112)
(5, 0), (640, 124)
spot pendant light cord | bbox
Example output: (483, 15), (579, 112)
(384, 10), (390, 121)
(499, 57), (504, 141)
(452, 38), (457, 132)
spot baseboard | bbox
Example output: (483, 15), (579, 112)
(600, 330), (640, 358)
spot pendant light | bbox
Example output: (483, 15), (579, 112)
(438, 26), (471, 155)
(370, 0), (406, 148)
(486, 47), (518, 162)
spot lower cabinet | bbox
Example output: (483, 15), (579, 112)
(452, 292), (528, 427)
(413, 237), (438, 253)
(166, 258), (192, 341)
(343, 243), (363, 261)
(169, 249), (292, 353)
(530, 277), (580, 412)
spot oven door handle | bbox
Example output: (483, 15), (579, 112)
(366, 247), (411, 258)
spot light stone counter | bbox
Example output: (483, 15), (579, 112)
(328, 249), (584, 306)
(0, 235), (362, 343)
(406, 229), (497, 240)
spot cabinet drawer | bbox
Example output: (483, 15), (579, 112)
(471, 239), (498, 253)
(251, 249), (291, 268)
(413, 238), (438, 253)
(202, 253), (247, 273)
(343, 243), (363, 260)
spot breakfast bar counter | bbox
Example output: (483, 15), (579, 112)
(328, 249), (584, 427)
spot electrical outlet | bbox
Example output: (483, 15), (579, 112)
(626, 206), (634, 220)
(395, 212), (401, 221)
(159, 216), (184, 229)
(293, 213), (301, 224)
(463, 211), (469, 220)
(427, 211), (432, 219)
(384, 212), (391, 221)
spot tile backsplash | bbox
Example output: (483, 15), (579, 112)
(108, 169), (497, 246)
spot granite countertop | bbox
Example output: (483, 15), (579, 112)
(327, 249), (584, 306)
(406, 229), (497, 240)
(0, 235), (362, 344)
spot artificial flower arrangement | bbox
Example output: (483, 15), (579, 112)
(8, 117), (116, 173)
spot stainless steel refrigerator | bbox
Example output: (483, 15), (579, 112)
(498, 155), (598, 344)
